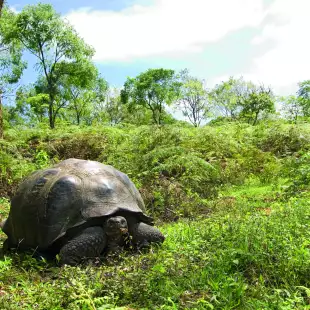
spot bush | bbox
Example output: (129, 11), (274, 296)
(254, 123), (310, 156)
(282, 151), (310, 197)
(0, 140), (37, 197)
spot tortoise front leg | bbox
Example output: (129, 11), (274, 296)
(129, 221), (165, 249)
(59, 226), (107, 266)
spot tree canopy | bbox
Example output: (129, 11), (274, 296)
(240, 85), (275, 125)
(121, 68), (181, 125)
(298, 80), (310, 117)
(2, 3), (95, 128)
(177, 69), (210, 127)
(0, 6), (26, 138)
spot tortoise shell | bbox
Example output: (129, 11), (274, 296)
(3, 158), (152, 250)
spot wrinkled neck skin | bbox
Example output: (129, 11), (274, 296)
(105, 226), (123, 236)
(104, 226), (124, 243)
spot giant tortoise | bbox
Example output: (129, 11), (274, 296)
(1, 158), (165, 265)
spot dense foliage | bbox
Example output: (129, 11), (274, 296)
(2, 121), (309, 217)
(1, 121), (310, 309)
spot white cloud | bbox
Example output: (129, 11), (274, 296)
(65, 0), (265, 62)
(244, 0), (310, 95)
(9, 6), (20, 14)
(65, 0), (309, 96)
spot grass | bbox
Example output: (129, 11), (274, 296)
(1, 184), (310, 309)
(1, 121), (310, 309)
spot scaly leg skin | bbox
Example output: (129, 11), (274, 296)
(130, 222), (165, 250)
(59, 226), (106, 266)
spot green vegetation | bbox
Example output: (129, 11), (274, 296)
(120, 68), (181, 125)
(1, 191), (310, 309)
(1, 2), (310, 309)
(1, 122), (310, 309)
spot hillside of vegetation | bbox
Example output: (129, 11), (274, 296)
(2, 121), (310, 217)
(1, 121), (310, 309)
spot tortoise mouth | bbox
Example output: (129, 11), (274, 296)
(106, 226), (128, 237)
(106, 216), (128, 234)
(120, 228), (128, 234)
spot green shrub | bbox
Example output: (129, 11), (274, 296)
(0, 141), (37, 197)
(282, 151), (310, 197)
(254, 123), (310, 156)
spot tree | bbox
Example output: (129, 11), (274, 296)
(0, 1), (4, 17)
(3, 104), (26, 127)
(91, 86), (151, 126)
(3, 3), (94, 128)
(59, 63), (106, 125)
(15, 85), (49, 123)
(298, 80), (310, 100)
(0, 7), (26, 138)
(177, 69), (210, 127)
(121, 68), (181, 125)
(297, 80), (310, 117)
(67, 90), (93, 125)
(280, 95), (303, 123)
(209, 77), (275, 125)
(18, 64), (103, 126)
(209, 77), (249, 119)
(104, 88), (127, 125)
(240, 85), (275, 125)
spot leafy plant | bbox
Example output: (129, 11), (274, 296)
(282, 151), (310, 197)
(34, 149), (50, 169)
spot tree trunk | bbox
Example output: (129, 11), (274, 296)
(253, 112), (259, 126)
(0, 0), (4, 16)
(150, 108), (159, 125)
(49, 102), (54, 128)
(158, 103), (163, 125)
(48, 92), (56, 129)
(146, 98), (159, 125)
(0, 94), (3, 139)
(77, 111), (80, 125)
(0, 0), (4, 138)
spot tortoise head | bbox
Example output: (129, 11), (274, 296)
(105, 216), (128, 236)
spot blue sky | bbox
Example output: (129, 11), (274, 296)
(8, 0), (310, 96)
